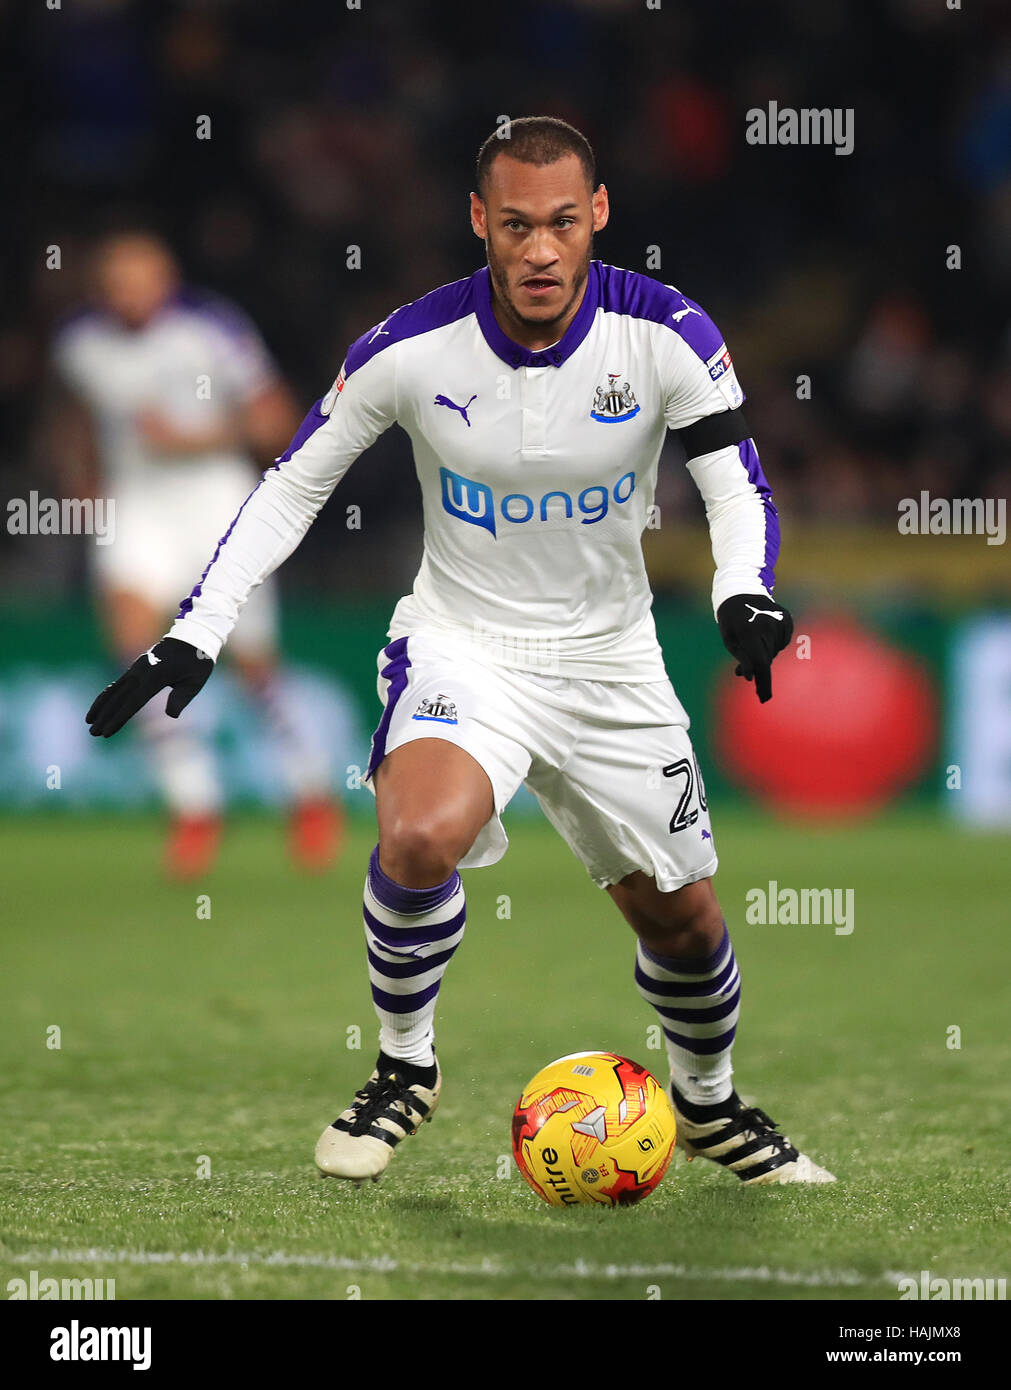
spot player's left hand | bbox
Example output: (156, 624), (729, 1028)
(716, 594), (794, 703)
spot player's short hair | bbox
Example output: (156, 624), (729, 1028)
(475, 117), (595, 200)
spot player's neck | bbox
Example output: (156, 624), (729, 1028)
(490, 281), (587, 352)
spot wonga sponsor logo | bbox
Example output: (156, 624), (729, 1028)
(439, 467), (636, 538)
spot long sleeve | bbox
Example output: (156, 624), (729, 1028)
(686, 439), (780, 613)
(169, 347), (396, 659)
(655, 294), (781, 616)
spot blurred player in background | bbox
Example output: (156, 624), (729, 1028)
(52, 231), (344, 878)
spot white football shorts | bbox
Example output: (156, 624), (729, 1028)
(92, 460), (278, 656)
(363, 632), (718, 892)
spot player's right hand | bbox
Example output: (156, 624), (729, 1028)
(86, 637), (214, 737)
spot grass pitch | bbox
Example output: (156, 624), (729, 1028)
(1, 808), (1008, 1301)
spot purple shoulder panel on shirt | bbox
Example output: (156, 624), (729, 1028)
(595, 262), (726, 365)
(268, 277), (481, 470)
(343, 273), (480, 380)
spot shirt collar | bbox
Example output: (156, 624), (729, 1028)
(474, 260), (600, 368)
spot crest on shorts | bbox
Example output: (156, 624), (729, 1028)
(590, 373), (640, 423)
(412, 694), (458, 724)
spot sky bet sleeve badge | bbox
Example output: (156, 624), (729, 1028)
(590, 373), (640, 423)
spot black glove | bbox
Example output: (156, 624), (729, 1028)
(86, 637), (214, 737)
(716, 594), (793, 704)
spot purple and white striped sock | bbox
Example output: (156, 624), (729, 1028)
(362, 846), (466, 1068)
(634, 923), (741, 1107)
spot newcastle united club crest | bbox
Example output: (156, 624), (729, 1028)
(412, 694), (459, 724)
(590, 373), (640, 423)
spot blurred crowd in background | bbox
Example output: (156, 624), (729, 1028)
(2, 0), (1009, 599)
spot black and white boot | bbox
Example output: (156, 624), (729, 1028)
(671, 1084), (835, 1185)
(316, 1054), (441, 1183)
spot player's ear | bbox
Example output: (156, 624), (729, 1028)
(470, 191), (488, 240)
(591, 183), (609, 234)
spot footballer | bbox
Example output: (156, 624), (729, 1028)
(87, 119), (834, 1186)
(55, 231), (344, 877)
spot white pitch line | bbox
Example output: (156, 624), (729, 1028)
(3, 1248), (904, 1289)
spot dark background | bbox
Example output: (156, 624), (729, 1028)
(2, 0), (1009, 599)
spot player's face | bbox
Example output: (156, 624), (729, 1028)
(93, 236), (179, 329)
(472, 154), (609, 347)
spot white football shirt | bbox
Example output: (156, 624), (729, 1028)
(53, 290), (279, 490)
(169, 261), (780, 680)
